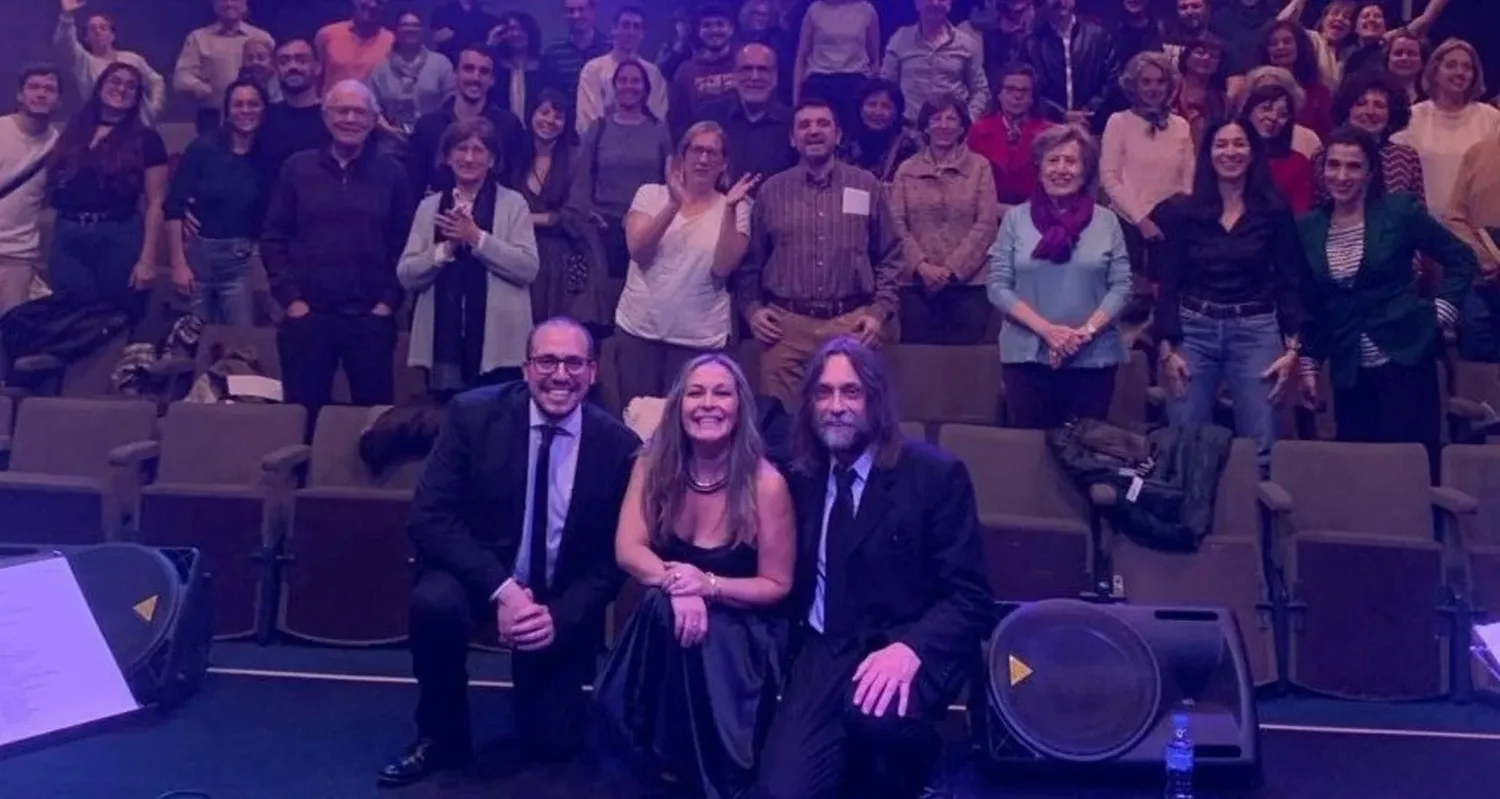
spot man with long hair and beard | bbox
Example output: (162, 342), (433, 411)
(757, 335), (991, 799)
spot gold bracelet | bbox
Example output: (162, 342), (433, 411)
(707, 572), (721, 602)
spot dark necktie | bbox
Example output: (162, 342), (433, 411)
(824, 465), (857, 637)
(529, 424), (559, 601)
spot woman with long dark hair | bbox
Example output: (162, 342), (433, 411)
(1239, 83), (1316, 213)
(601, 353), (794, 799)
(1153, 116), (1307, 471)
(46, 61), (168, 315)
(1172, 34), (1229, 145)
(1296, 126), (1476, 478)
(518, 88), (610, 328)
(164, 78), (269, 326)
(1256, 19), (1333, 140)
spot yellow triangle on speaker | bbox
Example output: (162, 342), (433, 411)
(133, 595), (159, 623)
(1008, 654), (1033, 687)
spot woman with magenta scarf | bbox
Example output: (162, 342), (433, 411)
(986, 124), (1134, 430)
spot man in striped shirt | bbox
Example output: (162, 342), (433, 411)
(738, 98), (904, 405)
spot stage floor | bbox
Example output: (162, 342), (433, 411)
(2, 644), (1497, 798)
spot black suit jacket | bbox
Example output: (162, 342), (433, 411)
(788, 439), (993, 668)
(408, 381), (640, 645)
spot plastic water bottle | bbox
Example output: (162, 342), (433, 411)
(1164, 708), (1194, 798)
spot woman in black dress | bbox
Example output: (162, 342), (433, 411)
(597, 353), (795, 799)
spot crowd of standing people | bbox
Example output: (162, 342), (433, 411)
(2, 0), (1500, 795)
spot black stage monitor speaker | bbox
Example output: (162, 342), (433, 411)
(1, 543), (213, 709)
(971, 599), (1261, 788)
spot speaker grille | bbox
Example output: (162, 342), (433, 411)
(66, 544), (182, 676)
(988, 599), (1162, 762)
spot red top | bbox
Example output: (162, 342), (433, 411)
(1298, 81), (1335, 142)
(1269, 152), (1315, 214)
(968, 115), (1054, 204)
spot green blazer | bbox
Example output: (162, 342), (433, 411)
(1298, 192), (1477, 391)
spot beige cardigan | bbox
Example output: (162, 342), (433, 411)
(397, 185), (540, 374)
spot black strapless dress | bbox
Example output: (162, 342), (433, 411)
(595, 537), (787, 799)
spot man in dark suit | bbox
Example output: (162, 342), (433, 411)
(378, 317), (640, 787)
(757, 336), (993, 799)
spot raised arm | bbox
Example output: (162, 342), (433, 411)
(1399, 0), (1450, 39)
(710, 194), (752, 279)
(624, 183), (679, 266)
(793, 11), (814, 104)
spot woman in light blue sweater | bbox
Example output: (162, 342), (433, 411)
(398, 118), (539, 394)
(987, 123), (1133, 430)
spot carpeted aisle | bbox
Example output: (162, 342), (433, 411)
(1, 672), (1494, 799)
(1, 649), (1497, 798)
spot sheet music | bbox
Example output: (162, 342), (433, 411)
(0, 556), (140, 748)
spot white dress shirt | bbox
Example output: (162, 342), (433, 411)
(508, 400), (582, 595)
(809, 449), (873, 633)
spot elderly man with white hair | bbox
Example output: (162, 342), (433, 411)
(260, 79), (416, 414)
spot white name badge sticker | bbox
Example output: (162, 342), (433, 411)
(842, 187), (871, 216)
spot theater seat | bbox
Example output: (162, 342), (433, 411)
(7, 330), (131, 398)
(1268, 440), (1467, 700)
(0, 397), (157, 544)
(131, 402), (308, 640)
(939, 425), (1096, 601)
(279, 405), (425, 646)
(1440, 445), (1500, 697)
(1102, 438), (1286, 687)
(888, 345), (1002, 426)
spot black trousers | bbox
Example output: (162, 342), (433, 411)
(756, 632), (964, 799)
(1001, 363), (1117, 430)
(409, 570), (595, 758)
(277, 312), (396, 409)
(898, 286), (993, 345)
(1333, 351), (1442, 482)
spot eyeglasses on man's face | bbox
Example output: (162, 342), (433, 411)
(527, 355), (593, 374)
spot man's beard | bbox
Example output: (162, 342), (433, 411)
(816, 418), (868, 454)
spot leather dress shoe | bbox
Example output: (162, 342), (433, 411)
(377, 738), (472, 787)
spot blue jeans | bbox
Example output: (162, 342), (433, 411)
(186, 236), (254, 326)
(48, 216), (144, 315)
(1166, 309), (1284, 472)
